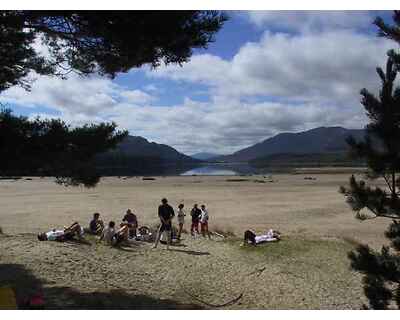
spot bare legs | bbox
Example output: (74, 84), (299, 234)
(64, 222), (83, 239)
(201, 222), (211, 239)
(153, 224), (172, 249)
(177, 223), (183, 240)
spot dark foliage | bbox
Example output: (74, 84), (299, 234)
(0, 11), (227, 92)
(0, 108), (127, 187)
(339, 11), (400, 309)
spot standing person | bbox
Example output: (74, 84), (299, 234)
(153, 198), (175, 249)
(200, 204), (211, 239)
(89, 213), (104, 235)
(176, 204), (186, 240)
(122, 209), (138, 238)
(190, 204), (201, 237)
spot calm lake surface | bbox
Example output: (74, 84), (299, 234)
(180, 163), (265, 176)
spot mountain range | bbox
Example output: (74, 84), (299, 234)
(190, 152), (223, 160)
(212, 127), (365, 163)
(111, 135), (197, 163)
(97, 127), (366, 173)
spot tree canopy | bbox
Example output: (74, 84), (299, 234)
(340, 11), (400, 309)
(0, 108), (128, 187)
(0, 11), (227, 92)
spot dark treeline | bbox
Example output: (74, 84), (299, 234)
(250, 152), (366, 168)
(94, 152), (199, 176)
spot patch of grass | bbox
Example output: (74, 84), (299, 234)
(233, 235), (357, 264)
(342, 236), (362, 247)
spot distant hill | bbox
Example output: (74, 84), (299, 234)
(213, 127), (365, 163)
(112, 136), (198, 163)
(95, 135), (200, 175)
(191, 152), (223, 161)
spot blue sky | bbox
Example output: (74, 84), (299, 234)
(0, 11), (396, 154)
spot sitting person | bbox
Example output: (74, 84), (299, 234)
(112, 224), (130, 246)
(101, 221), (117, 245)
(89, 212), (104, 235)
(37, 222), (84, 241)
(101, 222), (130, 246)
(243, 229), (281, 246)
(122, 209), (138, 238)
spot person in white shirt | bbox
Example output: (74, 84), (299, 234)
(243, 229), (281, 246)
(177, 203), (186, 240)
(101, 221), (130, 246)
(200, 204), (211, 239)
(101, 221), (117, 245)
(37, 222), (84, 241)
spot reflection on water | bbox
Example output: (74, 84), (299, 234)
(97, 162), (266, 176)
(180, 163), (261, 176)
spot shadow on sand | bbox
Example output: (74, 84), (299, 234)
(0, 264), (202, 309)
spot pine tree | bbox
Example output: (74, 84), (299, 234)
(0, 11), (227, 92)
(0, 108), (127, 187)
(339, 11), (400, 309)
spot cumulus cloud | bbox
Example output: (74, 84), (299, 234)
(0, 73), (156, 117)
(245, 11), (375, 33)
(120, 90), (155, 104)
(150, 30), (392, 105)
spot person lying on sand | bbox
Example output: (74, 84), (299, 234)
(89, 212), (104, 235)
(243, 229), (281, 246)
(100, 221), (130, 246)
(122, 209), (138, 238)
(37, 222), (84, 241)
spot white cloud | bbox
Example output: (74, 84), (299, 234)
(0, 73), (157, 116)
(120, 90), (155, 104)
(150, 30), (392, 106)
(245, 11), (375, 33)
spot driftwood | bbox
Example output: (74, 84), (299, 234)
(182, 287), (243, 308)
(210, 231), (225, 238)
(248, 266), (266, 277)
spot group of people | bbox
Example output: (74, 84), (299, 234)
(38, 209), (140, 246)
(37, 197), (281, 248)
(154, 198), (211, 250)
(37, 198), (212, 249)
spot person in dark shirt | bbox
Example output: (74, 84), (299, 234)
(122, 209), (138, 238)
(89, 212), (104, 235)
(153, 198), (175, 249)
(190, 204), (201, 237)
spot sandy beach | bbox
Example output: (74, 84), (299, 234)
(0, 173), (392, 309)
